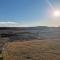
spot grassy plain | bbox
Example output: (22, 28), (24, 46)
(3, 39), (60, 60)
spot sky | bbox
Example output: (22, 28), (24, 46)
(0, 0), (60, 27)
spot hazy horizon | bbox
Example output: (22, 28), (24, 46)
(0, 21), (59, 27)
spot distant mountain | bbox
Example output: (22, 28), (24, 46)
(0, 26), (49, 30)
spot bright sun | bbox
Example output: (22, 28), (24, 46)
(53, 10), (60, 17)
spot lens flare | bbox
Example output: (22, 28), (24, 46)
(46, 0), (54, 10)
(53, 10), (60, 17)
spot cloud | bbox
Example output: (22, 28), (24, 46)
(0, 22), (28, 27)
(0, 22), (17, 24)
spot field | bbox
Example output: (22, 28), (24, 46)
(3, 39), (60, 60)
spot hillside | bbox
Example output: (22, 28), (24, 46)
(0, 26), (60, 50)
(0, 27), (60, 60)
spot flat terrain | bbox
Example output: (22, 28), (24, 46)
(3, 39), (60, 60)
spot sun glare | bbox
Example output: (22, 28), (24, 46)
(53, 10), (60, 17)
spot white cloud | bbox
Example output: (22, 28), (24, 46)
(0, 22), (17, 24)
(0, 22), (28, 27)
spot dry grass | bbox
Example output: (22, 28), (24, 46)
(3, 40), (60, 60)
